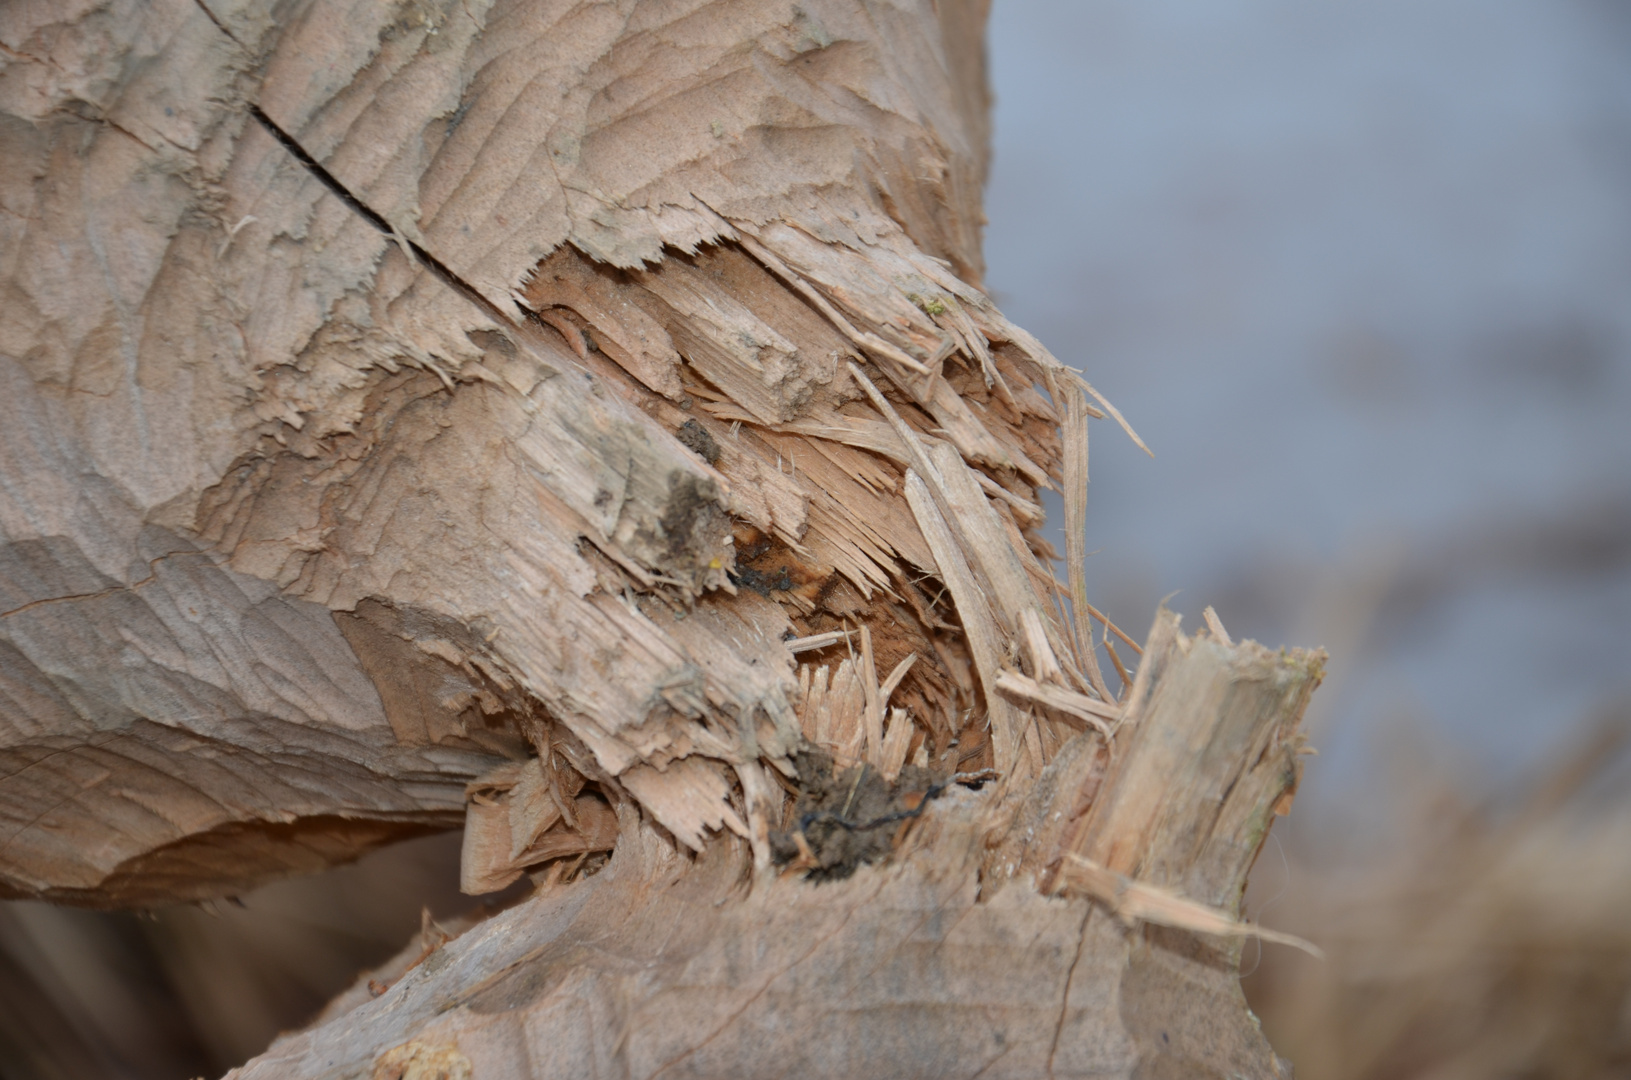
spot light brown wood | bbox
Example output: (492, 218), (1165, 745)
(3, 1), (1326, 1073)
(2, 0), (1057, 903)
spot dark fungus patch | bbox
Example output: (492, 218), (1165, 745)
(770, 750), (957, 882)
(727, 528), (790, 595)
(676, 419), (721, 465)
(730, 564), (793, 596)
(658, 471), (726, 568)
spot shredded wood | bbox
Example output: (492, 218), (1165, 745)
(878, 652), (919, 706)
(1080, 599), (1145, 656)
(1070, 371), (1153, 459)
(877, 708), (916, 784)
(4, 0), (1261, 947)
(1063, 388), (1116, 703)
(995, 670), (1119, 736)
(620, 759), (749, 855)
(858, 624), (886, 768)
(904, 469), (1028, 778)
(1058, 854), (1323, 958)
(1020, 607), (1066, 685)
(785, 630), (855, 653)
(1104, 637), (1134, 693)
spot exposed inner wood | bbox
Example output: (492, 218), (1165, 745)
(232, 613), (1324, 1079)
(0, 0), (1119, 903)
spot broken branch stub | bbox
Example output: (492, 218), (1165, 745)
(1067, 608), (1323, 909)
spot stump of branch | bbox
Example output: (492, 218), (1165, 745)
(1, 0), (1323, 1074)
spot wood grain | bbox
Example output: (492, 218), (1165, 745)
(0, 0), (1087, 902)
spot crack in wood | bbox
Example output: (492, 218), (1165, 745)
(246, 104), (514, 335)
(0, 550), (193, 621)
(1047, 904), (1095, 1078)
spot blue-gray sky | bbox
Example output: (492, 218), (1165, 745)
(984, 0), (1631, 792)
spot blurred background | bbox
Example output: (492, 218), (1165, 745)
(4, 2), (1629, 1076)
(988, 0), (1631, 793)
(985, 1), (1631, 1074)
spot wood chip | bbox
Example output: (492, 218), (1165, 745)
(1104, 636), (1133, 695)
(1080, 600), (1145, 656)
(1058, 854), (1322, 957)
(735, 234), (931, 375)
(1063, 388), (1113, 701)
(1019, 607), (1064, 685)
(878, 708), (915, 784)
(904, 469), (1027, 778)
(1069, 371), (1152, 458)
(993, 670), (1118, 737)
(859, 624), (885, 768)
(878, 652), (918, 708)
(507, 757), (563, 862)
(975, 472), (1042, 523)
(785, 630), (854, 653)
(795, 660), (868, 766)
(620, 758), (749, 853)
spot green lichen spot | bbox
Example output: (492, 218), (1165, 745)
(908, 292), (948, 316)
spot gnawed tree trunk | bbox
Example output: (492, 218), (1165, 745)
(0, 1), (1322, 1074)
(235, 614), (1321, 1079)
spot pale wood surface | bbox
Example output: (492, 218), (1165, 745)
(0, 0), (1088, 903)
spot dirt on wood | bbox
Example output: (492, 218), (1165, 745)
(768, 749), (974, 880)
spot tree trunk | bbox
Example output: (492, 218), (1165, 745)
(0, 1), (1321, 1075)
